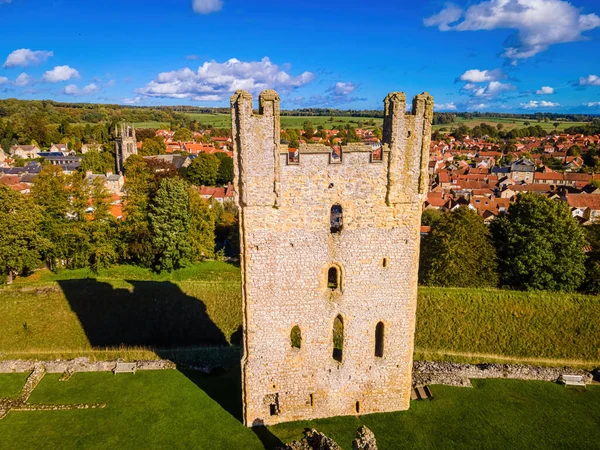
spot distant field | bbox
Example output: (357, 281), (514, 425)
(1, 264), (599, 367)
(183, 112), (383, 130)
(433, 116), (590, 132)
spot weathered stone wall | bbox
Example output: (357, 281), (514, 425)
(233, 89), (433, 426)
(412, 361), (595, 387)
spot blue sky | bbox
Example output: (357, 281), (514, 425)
(1, 0), (600, 113)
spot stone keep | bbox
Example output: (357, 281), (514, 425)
(114, 123), (137, 173)
(232, 89), (433, 426)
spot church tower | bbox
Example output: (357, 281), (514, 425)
(115, 123), (137, 173)
(232, 89), (434, 426)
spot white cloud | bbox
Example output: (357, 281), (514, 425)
(536, 86), (554, 94)
(521, 100), (561, 109)
(63, 83), (99, 96)
(14, 72), (32, 86)
(435, 102), (458, 111)
(423, 3), (463, 31)
(459, 69), (504, 83)
(43, 65), (80, 83)
(122, 97), (143, 105)
(332, 82), (357, 95)
(471, 81), (515, 97)
(580, 74), (600, 86)
(0, 76), (8, 84)
(137, 57), (315, 102)
(424, 0), (600, 61)
(585, 102), (600, 107)
(3, 48), (53, 68)
(469, 103), (487, 110)
(192, 0), (222, 14)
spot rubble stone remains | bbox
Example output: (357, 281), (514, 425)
(232, 89), (434, 426)
(0, 365), (105, 420)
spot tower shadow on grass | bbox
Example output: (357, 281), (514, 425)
(58, 279), (282, 448)
(58, 279), (228, 348)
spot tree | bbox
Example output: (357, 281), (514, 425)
(567, 145), (581, 157)
(0, 186), (49, 283)
(497, 123), (504, 131)
(490, 193), (586, 291)
(553, 122), (560, 129)
(215, 153), (233, 185)
(86, 178), (119, 272)
(186, 153), (219, 186)
(140, 137), (166, 156)
(524, 121), (530, 126)
(189, 188), (215, 261)
(303, 121), (314, 139)
(172, 128), (193, 142)
(581, 224), (600, 294)
(80, 150), (115, 174)
(149, 177), (192, 272)
(419, 207), (498, 288)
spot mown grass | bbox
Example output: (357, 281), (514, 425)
(2, 264), (600, 367)
(416, 287), (600, 365)
(0, 371), (598, 450)
(432, 116), (590, 132)
(182, 113), (383, 130)
(0, 373), (28, 398)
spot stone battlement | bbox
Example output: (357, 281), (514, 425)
(233, 89), (433, 426)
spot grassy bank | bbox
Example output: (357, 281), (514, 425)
(0, 371), (598, 449)
(1, 264), (599, 367)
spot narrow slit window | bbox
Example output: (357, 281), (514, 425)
(309, 394), (314, 406)
(375, 322), (385, 358)
(355, 401), (360, 414)
(332, 315), (344, 362)
(330, 204), (343, 233)
(290, 325), (302, 349)
(328, 267), (339, 290)
(269, 404), (277, 416)
(382, 258), (388, 268)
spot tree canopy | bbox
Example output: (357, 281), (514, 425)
(490, 193), (586, 292)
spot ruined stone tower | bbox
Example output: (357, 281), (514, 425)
(232, 89), (433, 427)
(114, 123), (137, 173)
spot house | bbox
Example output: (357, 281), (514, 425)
(85, 170), (125, 195)
(44, 155), (82, 173)
(143, 154), (191, 169)
(49, 143), (72, 155)
(510, 159), (535, 183)
(81, 143), (103, 154)
(197, 183), (235, 203)
(10, 145), (41, 159)
(566, 194), (600, 223)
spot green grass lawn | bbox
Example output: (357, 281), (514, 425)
(0, 370), (598, 449)
(2, 263), (600, 367)
(182, 112), (383, 130)
(433, 116), (590, 132)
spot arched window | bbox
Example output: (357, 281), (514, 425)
(375, 322), (385, 358)
(332, 315), (344, 362)
(330, 204), (343, 233)
(328, 266), (339, 290)
(290, 325), (302, 349)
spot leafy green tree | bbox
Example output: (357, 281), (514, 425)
(419, 207), (498, 288)
(122, 155), (154, 266)
(80, 150), (115, 174)
(86, 178), (119, 272)
(215, 153), (233, 185)
(490, 193), (586, 291)
(186, 153), (219, 186)
(421, 208), (443, 227)
(149, 177), (192, 272)
(189, 188), (215, 260)
(140, 137), (166, 156)
(172, 128), (193, 142)
(0, 186), (49, 283)
(303, 121), (314, 139)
